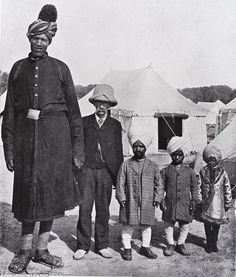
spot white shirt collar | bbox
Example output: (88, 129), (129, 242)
(95, 113), (107, 126)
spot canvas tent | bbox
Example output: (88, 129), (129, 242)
(0, 91), (6, 114)
(79, 66), (208, 158)
(197, 100), (225, 125)
(216, 97), (236, 135)
(209, 114), (236, 160)
(197, 100), (225, 143)
(0, 92), (7, 146)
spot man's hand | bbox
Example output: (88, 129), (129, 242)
(7, 159), (14, 172)
(160, 199), (167, 211)
(190, 200), (197, 215)
(201, 202), (207, 211)
(73, 158), (84, 169)
(153, 201), (159, 208)
(120, 201), (126, 208)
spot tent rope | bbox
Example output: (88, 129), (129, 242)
(160, 113), (176, 136)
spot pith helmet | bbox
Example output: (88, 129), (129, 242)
(89, 84), (118, 107)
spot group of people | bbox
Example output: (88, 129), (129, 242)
(1, 4), (233, 274)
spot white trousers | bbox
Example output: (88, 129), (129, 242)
(121, 224), (152, 249)
(164, 221), (189, 245)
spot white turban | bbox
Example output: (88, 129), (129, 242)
(127, 126), (154, 149)
(167, 136), (193, 156)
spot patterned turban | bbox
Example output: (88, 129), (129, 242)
(27, 20), (57, 43)
(202, 145), (222, 164)
(27, 4), (57, 43)
(128, 126), (154, 149)
(167, 136), (193, 157)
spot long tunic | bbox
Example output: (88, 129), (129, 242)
(161, 164), (198, 223)
(198, 165), (232, 225)
(2, 53), (84, 222)
(116, 157), (164, 226)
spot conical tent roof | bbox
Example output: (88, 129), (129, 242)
(224, 97), (236, 109)
(101, 66), (207, 117)
(209, 114), (236, 160)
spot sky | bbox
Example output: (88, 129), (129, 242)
(1, 0), (236, 89)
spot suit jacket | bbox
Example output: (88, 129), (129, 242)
(83, 113), (123, 182)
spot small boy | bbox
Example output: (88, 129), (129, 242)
(116, 127), (164, 261)
(160, 136), (198, 256)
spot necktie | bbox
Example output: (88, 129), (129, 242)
(98, 118), (103, 128)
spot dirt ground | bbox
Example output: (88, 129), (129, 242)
(0, 146), (235, 277)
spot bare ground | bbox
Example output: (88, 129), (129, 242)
(0, 147), (235, 276)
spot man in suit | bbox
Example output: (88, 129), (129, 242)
(74, 84), (123, 260)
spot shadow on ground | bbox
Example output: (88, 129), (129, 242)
(1, 202), (205, 256)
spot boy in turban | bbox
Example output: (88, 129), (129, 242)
(116, 126), (164, 261)
(2, 5), (84, 273)
(198, 145), (232, 253)
(160, 136), (198, 256)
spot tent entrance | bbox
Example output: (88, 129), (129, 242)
(158, 117), (182, 150)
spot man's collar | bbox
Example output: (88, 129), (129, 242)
(95, 113), (107, 123)
(28, 52), (48, 61)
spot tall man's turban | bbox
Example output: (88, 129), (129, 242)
(27, 4), (57, 43)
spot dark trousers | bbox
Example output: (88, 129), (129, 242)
(204, 222), (220, 247)
(77, 167), (113, 252)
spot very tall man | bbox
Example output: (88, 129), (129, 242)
(2, 5), (84, 273)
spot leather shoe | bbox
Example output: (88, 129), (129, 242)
(73, 249), (87, 260)
(98, 248), (112, 259)
(211, 244), (218, 253)
(122, 248), (132, 261)
(175, 244), (190, 256)
(164, 244), (175, 256)
(139, 247), (157, 259)
(205, 244), (212, 253)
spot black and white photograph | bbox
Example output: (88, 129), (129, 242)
(0, 0), (235, 276)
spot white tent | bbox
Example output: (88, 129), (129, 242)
(197, 100), (225, 125)
(216, 97), (236, 135)
(224, 97), (236, 109)
(0, 92), (7, 146)
(209, 115), (236, 160)
(0, 91), (7, 114)
(79, 66), (208, 159)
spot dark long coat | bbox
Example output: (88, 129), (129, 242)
(116, 157), (164, 225)
(1, 53), (84, 222)
(82, 113), (123, 183)
(160, 164), (198, 223)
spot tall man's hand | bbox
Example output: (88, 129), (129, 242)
(73, 158), (84, 169)
(7, 159), (14, 172)
(120, 201), (126, 208)
(153, 201), (160, 207)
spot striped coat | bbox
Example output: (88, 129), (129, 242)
(116, 157), (164, 225)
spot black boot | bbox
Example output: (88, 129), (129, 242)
(139, 247), (157, 259)
(212, 224), (220, 253)
(175, 244), (190, 256)
(122, 248), (132, 261)
(164, 244), (175, 256)
(204, 223), (212, 253)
